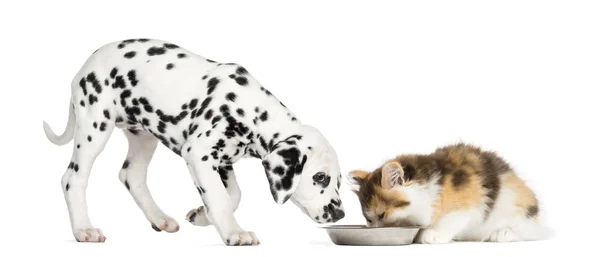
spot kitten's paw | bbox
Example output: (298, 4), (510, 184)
(416, 228), (453, 244)
(150, 216), (180, 233)
(74, 228), (106, 242)
(186, 206), (210, 226)
(488, 228), (516, 242)
(225, 231), (260, 246)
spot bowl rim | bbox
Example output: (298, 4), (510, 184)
(320, 224), (427, 230)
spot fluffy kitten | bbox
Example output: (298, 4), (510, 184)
(348, 143), (546, 243)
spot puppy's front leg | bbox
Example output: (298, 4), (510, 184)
(184, 149), (259, 246)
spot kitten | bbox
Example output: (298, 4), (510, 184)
(348, 143), (546, 243)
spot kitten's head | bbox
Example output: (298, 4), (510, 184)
(348, 161), (414, 227)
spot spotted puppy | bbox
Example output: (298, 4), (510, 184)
(43, 39), (345, 245)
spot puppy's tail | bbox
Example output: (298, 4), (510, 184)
(43, 101), (76, 146)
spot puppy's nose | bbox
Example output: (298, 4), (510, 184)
(331, 209), (345, 222)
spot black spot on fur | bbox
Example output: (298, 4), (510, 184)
(87, 135), (92, 142)
(110, 67), (118, 79)
(127, 70), (139, 86)
(122, 160), (130, 169)
(99, 122), (107, 132)
(78, 78), (88, 96)
(207, 77), (220, 95)
(219, 104), (230, 114)
(103, 109), (111, 120)
(202, 75), (208, 80)
(144, 104), (153, 113)
(225, 92), (237, 102)
(120, 89), (132, 99)
(124, 51), (136, 58)
(74, 164), (79, 172)
(204, 109), (213, 120)
(236, 108), (245, 117)
(124, 181), (130, 190)
(177, 53), (187, 58)
(86, 72), (102, 94)
(139, 97), (149, 105)
(235, 77), (248, 86)
(80, 100), (85, 107)
(157, 121), (167, 133)
(147, 46), (166, 56)
(93, 122), (98, 129)
(259, 111), (269, 122)
(77, 144), (80, 149)
(164, 43), (179, 49)
(218, 165), (230, 188)
(189, 99), (199, 109)
(88, 94), (98, 105)
(113, 75), (126, 89)
(236, 66), (248, 75)
(66, 183), (70, 191)
(166, 63), (174, 70)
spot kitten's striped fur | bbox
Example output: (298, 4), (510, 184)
(349, 143), (546, 243)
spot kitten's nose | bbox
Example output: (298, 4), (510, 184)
(331, 209), (345, 222)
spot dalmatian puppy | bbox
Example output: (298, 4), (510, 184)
(43, 39), (345, 245)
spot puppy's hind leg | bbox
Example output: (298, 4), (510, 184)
(186, 163), (241, 226)
(62, 108), (115, 243)
(119, 129), (179, 233)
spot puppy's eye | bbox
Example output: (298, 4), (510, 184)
(313, 172), (326, 182)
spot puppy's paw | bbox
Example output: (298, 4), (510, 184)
(225, 231), (260, 246)
(416, 228), (453, 244)
(488, 228), (516, 242)
(150, 216), (180, 233)
(186, 206), (210, 226)
(74, 228), (106, 243)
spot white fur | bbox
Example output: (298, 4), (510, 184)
(384, 176), (547, 243)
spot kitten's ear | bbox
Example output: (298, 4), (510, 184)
(348, 170), (369, 193)
(348, 170), (369, 183)
(381, 161), (405, 190)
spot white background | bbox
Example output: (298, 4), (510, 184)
(1, 0), (598, 256)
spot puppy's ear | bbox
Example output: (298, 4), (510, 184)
(262, 141), (307, 205)
(381, 161), (405, 190)
(348, 170), (369, 193)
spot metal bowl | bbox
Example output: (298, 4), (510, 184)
(321, 225), (423, 246)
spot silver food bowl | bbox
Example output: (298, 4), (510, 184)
(322, 225), (424, 246)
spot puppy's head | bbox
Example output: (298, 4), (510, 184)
(348, 161), (412, 227)
(261, 125), (345, 223)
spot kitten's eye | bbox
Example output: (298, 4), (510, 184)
(313, 172), (326, 182)
(378, 213), (385, 220)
